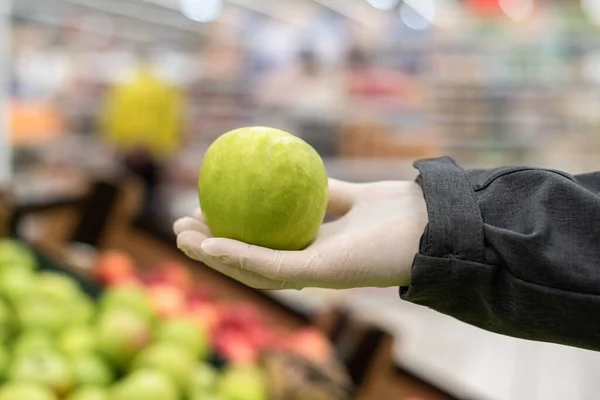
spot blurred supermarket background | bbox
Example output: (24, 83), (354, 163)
(1, 0), (600, 399)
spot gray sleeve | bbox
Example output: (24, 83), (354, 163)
(400, 157), (600, 351)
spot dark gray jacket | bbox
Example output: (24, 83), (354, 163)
(402, 157), (600, 351)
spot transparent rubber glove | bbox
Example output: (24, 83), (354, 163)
(173, 179), (428, 290)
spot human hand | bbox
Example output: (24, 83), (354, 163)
(174, 179), (428, 290)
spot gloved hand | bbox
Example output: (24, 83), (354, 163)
(173, 179), (428, 290)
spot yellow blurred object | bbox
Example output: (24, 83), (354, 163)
(100, 65), (183, 162)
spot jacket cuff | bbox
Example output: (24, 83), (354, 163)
(401, 157), (484, 297)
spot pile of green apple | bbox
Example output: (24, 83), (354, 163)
(0, 239), (268, 400)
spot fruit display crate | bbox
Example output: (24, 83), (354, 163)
(0, 238), (363, 400)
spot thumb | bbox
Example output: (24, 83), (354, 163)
(200, 238), (319, 282)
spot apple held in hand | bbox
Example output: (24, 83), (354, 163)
(198, 126), (328, 251)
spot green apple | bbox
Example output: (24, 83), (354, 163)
(9, 349), (74, 396)
(59, 325), (96, 355)
(0, 239), (37, 271)
(33, 272), (82, 303)
(68, 295), (95, 326)
(70, 353), (114, 386)
(156, 317), (210, 359)
(0, 345), (9, 379)
(0, 297), (15, 342)
(14, 331), (55, 356)
(16, 296), (67, 335)
(65, 387), (110, 400)
(187, 363), (219, 398)
(0, 382), (57, 400)
(0, 268), (35, 303)
(96, 309), (152, 369)
(217, 365), (268, 400)
(112, 369), (178, 400)
(99, 285), (155, 321)
(198, 127), (328, 251)
(131, 341), (196, 390)
(190, 395), (228, 400)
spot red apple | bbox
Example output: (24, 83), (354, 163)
(94, 251), (137, 286)
(244, 325), (272, 349)
(215, 331), (259, 365)
(186, 287), (214, 308)
(290, 328), (333, 363)
(151, 261), (194, 292)
(147, 284), (186, 318)
(187, 303), (223, 333)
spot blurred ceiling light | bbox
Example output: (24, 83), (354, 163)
(400, 0), (436, 30)
(180, 0), (222, 22)
(366, 0), (400, 11)
(582, 0), (600, 25)
(499, 0), (534, 22)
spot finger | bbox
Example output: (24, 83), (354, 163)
(192, 208), (205, 221)
(173, 217), (211, 237)
(178, 232), (298, 290)
(327, 178), (357, 216)
(177, 230), (210, 263)
(199, 238), (323, 283)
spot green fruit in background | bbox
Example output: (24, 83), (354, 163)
(187, 363), (219, 398)
(65, 296), (95, 327)
(99, 285), (155, 321)
(9, 349), (74, 396)
(96, 309), (152, 369)
(198, 127), (328, 251)
(0, 268), (36, 303)
(14, 331), (55, 356)
(0, 239), (37, 271)
(59, 325), (97, 356)
(0, 298), (15, 342)
(33, 272), (82, 303)
(16, 297), (67, 335)
(112, 369), (179, 400)
(132, 342), (196, 390)
(217, 365), (268, 400)
(65, 387), (110, 400)
(0, 345), (9, 379)
(70, 353), (114, 386)
(190, 395), (228, 400)
(156, 317), (210, 359)
(0, 382), (57, 400)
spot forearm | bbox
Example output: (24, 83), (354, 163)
(402, 157), (600, 351)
